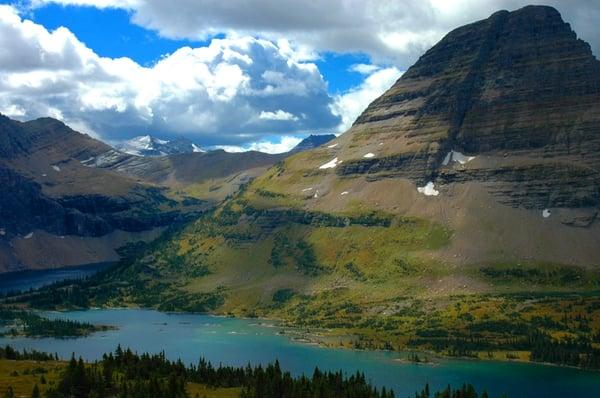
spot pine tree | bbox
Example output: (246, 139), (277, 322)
(31, 384), (40, 398)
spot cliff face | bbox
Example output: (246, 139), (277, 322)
(338, 5), (600, 209)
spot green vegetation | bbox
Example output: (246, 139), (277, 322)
(0, 346), (498, 398)
(3, 186), (600, 370)
(0, 309), (109, 338)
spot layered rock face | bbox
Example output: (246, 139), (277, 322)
(339, 5), (600, 209)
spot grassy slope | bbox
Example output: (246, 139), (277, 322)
(46, 168), (597, 366)
(8, 154), (600, 367)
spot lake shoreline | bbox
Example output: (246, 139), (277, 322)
(37, 304), (600, 374)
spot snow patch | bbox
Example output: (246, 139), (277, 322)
(442, 150), (475, 166)
(313, 190), (319, 199)
(80, 157), (95, 164)
(301, 187), (313, 192)
(378, 142), (384, 146)
(542, 209), (551, 218)
(417, 181), (440, 196)
(51, 165), (61, 172)
(23, 232), (33, 239)
(192, 143), (204, 153)
(41, 173), (47, 177)
(0, 228), (5, 236)
(363, 153), (375, 158)
(319, 157), (339, 169)
(327, 143), (338, 149)
(340, 191), (349, 196)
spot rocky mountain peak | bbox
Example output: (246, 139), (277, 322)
(116, 135), (203, 157)
(336, 5), (600, 210)
(290, 134), (336, 153)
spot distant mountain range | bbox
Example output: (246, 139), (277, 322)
(116, 133), (335, 157)
(116, 135), (204, 157)
(0, 116), (338, 272)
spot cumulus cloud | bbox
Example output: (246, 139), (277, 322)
(0, 5), (340, 146)
(349, 64), (380, 75)
(215, 135), (302, 154)
(29, 0), (600, 64)
(330, 67), (403, 132)
(259, 109), (298, 121)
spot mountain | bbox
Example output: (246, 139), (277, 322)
(247, 4), (600, 266)
(116, 135), (203, 157)
(290, 134), (336, 153)
(82, 5), (600, 366)
(0, 115), (284, 272)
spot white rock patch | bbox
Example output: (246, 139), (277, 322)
(340, 191), (349, 196)
(542, 209), (551, 218)
(52, 165), (61, 172)
(442, 150), (475, 166)
(417, 181), (440, 196)
(363, 153), (375, 158)
(80, 157), (95, 165)
(327, 143), (338, 149)
(319, 157), (339, 169)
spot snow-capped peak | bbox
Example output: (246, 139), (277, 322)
(116, 135), (203, 157)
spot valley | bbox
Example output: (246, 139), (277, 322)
(1, 3), (600, 397)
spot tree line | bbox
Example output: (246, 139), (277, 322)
(1, 345), (496, 398)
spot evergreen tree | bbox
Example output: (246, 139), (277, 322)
(30, 384), (40, 398)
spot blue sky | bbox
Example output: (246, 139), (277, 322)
(0, 1), (597, 152)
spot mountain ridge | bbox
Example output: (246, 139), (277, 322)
(116, 135), (204, 157)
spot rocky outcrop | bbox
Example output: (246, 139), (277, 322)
(290, 134), (336, 153)
(344, 5), (600, 210)
(0, 164), (186, 239)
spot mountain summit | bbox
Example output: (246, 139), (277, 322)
(290, 134), (336, 153)
(343, 4), (600, 212)
(116, 135), (203, 156)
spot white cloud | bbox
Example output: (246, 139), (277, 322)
(215, 135), (302, 154)
(349, 64), (380, 75)
(259, 109), (298, 121)
(28, 1), (600, 64)
(330, 66), (403, 132)
(0, 6), (339, 146)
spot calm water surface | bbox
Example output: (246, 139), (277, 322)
(0, 308), (598, 398)
(0, 262), (114, 294)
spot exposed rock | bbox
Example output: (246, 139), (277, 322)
(345, 5), (600, 210)
(290, 134), (336, 153)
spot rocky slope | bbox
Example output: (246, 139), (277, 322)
(0, 115), (283, 272)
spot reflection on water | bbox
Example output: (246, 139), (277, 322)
(0, 262), (114, 293)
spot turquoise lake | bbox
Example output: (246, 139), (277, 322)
(0, 308), (598, 398)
